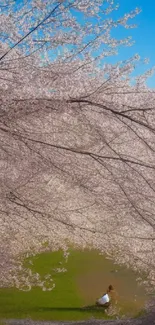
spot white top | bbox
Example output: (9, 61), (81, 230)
(98, 293), (110, 305)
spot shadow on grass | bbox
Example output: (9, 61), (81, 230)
(34, 306), (108, 313)
(0, 306), (112, 321)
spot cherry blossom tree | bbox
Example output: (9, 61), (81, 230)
(0, 0), (155, 290)
(0, 0), (140, 62)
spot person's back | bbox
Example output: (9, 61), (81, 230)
(96, 284), (117, 307)
(97, 293), (110, 305)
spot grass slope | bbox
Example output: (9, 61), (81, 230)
(0, 249), (147, 321)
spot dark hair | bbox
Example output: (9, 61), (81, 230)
(108, 285), (114, 291)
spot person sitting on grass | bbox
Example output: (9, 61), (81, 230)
(96, 285), (116, 307)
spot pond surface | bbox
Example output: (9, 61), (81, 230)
(0, 248), (148, 320)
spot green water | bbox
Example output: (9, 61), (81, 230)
(0, 249), (148, 321)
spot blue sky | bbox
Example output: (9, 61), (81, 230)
(2, 0), (155, 87)
(105, 0), (155, 87)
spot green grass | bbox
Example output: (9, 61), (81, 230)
(0, 287), (111, 321)
(0, 249), (147, 321)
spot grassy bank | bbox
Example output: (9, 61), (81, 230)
(0, 249), (147, 321)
